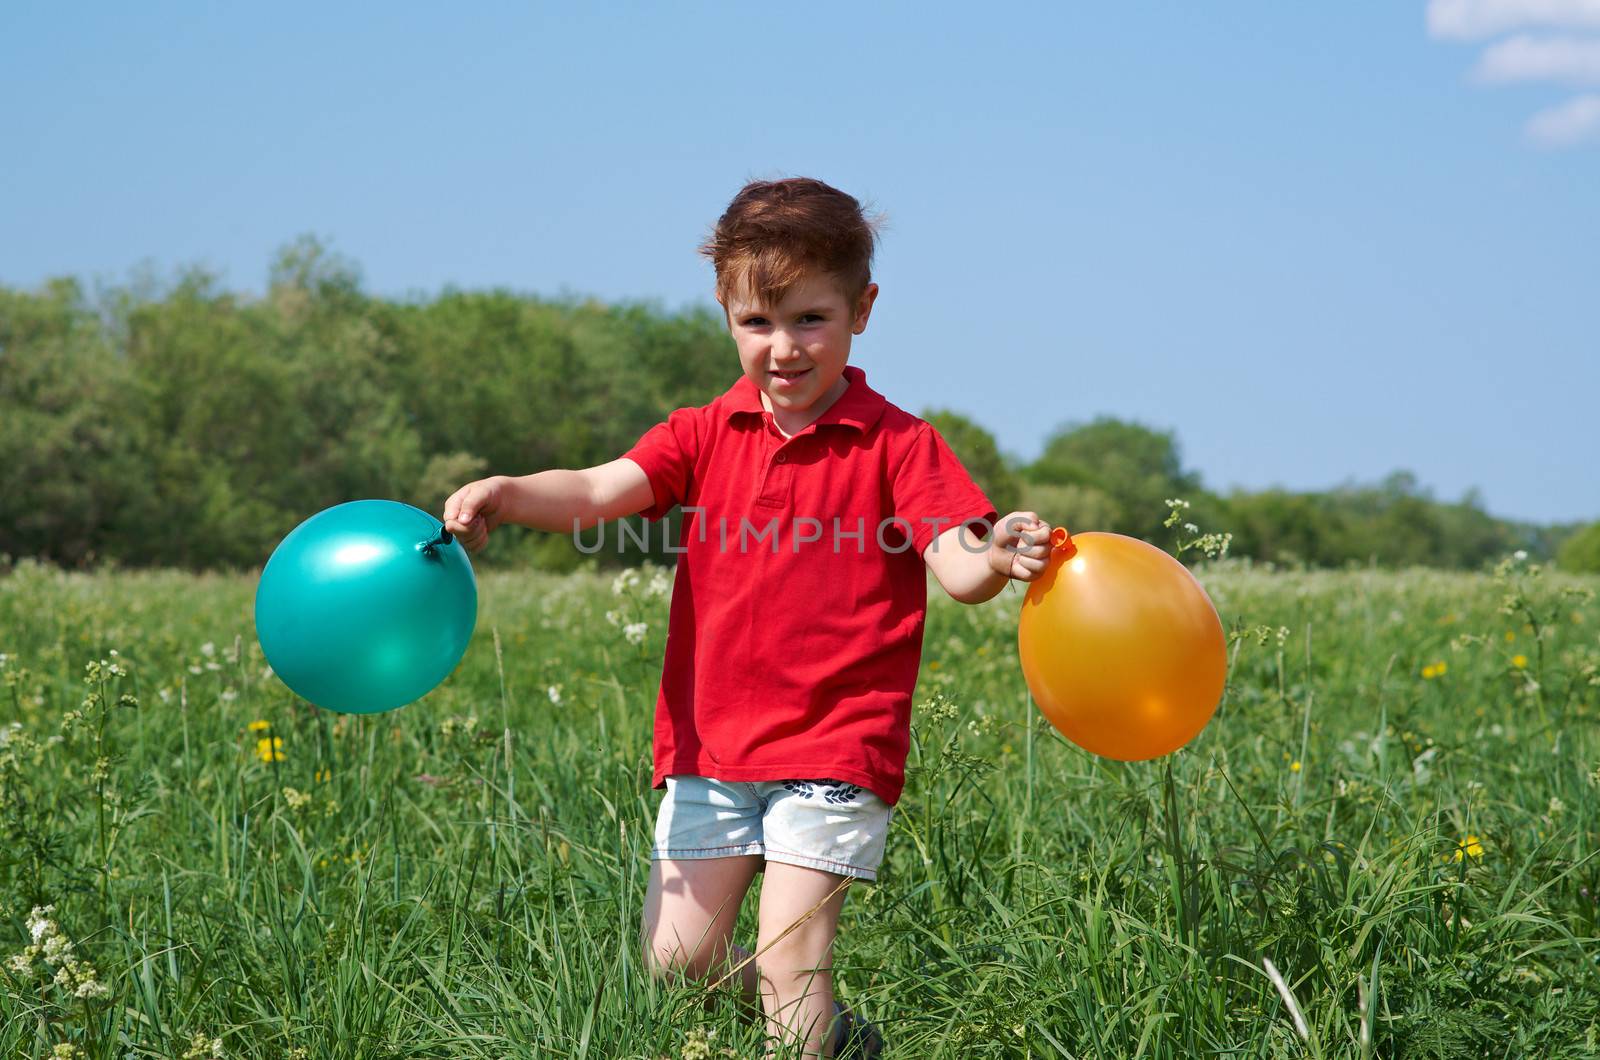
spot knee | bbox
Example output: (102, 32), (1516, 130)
(754, 939), (833, 992)
(641, 935), (714, 983)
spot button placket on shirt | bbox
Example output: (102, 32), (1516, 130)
(755, 417), (798, 509)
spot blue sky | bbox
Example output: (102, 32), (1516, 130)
(3, 2), (1596, 524)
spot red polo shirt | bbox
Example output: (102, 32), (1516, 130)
(622, 365), (996, 805)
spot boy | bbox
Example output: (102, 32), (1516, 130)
(443, 178), (1052, 1058)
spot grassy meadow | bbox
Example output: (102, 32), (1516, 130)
(1, 554), (1598, 1058)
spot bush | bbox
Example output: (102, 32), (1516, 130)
(1556, 521), (1600, 573)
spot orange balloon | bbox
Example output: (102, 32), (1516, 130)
(1017, 529), (1227, 760)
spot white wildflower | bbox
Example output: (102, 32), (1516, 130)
(182, 1032), (224, 1059)
(647, 568), (671, 598)
(200, 642), (215, 658)
(547, 685), (563, 705)
(41, 932), (74, 964)
(28, 905), (57, 944)
(439, 714), (479, 739)
(1548, 796), (1566, 817)
(73, 971), (112, 1000)
(611, 568), (641, 596)
(52, 955), (110, 1000)
(623, 622), (649, 646)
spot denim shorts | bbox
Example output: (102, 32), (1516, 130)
(651, 774), (896, 882)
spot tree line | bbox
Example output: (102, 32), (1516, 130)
(1, 239), (1592, 573)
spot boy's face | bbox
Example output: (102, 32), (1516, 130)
(721, 271), (879, 421)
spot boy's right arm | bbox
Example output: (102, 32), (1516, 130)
(442, 459), (654, 553)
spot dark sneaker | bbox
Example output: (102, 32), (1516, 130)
(833, 1000), (884, 1059)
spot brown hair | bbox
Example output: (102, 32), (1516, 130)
(700, 177), (881, 308)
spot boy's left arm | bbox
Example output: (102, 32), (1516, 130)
(924, 511), (1053, 604)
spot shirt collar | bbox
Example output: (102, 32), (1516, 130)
(720, 365), (886, 435)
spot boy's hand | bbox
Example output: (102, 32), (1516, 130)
(443, 477), (506, 554)
(988, 511), (1053, 582)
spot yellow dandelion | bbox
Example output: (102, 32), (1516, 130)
(1290, 760), (1302, 773)
(314, 767), (332, 783)
(1504, 631), (1516, 643)
(255, 736), (285, 763)
(1511, 655), (1528, 669)
(928, 661), (941, 671)
(248, 719), (271, 732)
(1451, 835), (1485, 862)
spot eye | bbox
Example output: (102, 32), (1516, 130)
(799, 313), (824, 324)
(741, 316), (770, 327)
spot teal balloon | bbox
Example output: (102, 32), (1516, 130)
(255, 500), (477, 714)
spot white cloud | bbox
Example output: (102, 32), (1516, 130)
(1524, 92), (1600, 143)
(1428, 0), (1600, 39)
(1475, 33), (1600, 82)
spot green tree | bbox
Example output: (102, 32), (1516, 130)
(1556, 521), (1600, 573)
(1224, 489), (1341, 567)
(921, 409), (1020, 515)
(0, 279), (151, 568)
(1025, 417), (1204, 543)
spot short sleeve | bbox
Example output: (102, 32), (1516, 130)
(891, 423), (999, 556)
(622, 406), (704, 521)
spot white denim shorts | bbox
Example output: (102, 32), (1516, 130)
(651, 774), (896, 882)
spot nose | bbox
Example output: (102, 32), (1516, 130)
(771, 330), (804, 364)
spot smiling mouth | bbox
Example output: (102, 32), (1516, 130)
(771, 368), (811, 380)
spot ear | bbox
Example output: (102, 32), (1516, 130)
(852, 283), (880, 334)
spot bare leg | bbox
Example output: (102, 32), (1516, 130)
(639, 855), (763, 1008)
(755, 862), (853, 1058)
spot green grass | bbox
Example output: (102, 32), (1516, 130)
(2, 556), (1598, 1058)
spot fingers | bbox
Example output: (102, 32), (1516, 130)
(992, 509), (1055, 582)
(998, 510), (1039, 536)
(998, 511), (1052, 557)
(1010, 553), (1050, 578)
(443, 482), (492, 551)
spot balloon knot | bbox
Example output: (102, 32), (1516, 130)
(418, 527), (453, 558)
(1051, 526), (1077, 558)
